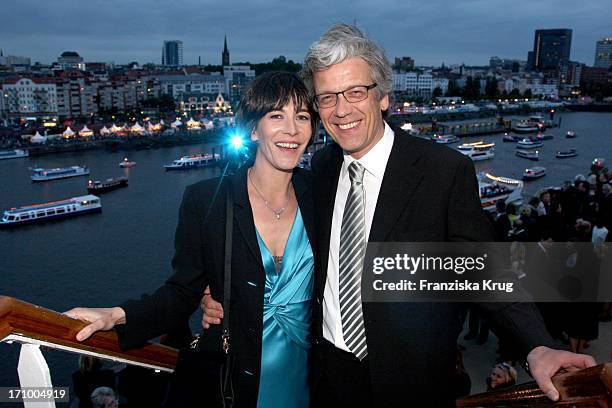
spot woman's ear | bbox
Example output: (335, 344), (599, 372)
(250, 128), (258, 142)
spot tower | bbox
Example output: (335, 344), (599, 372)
(222, 36), (230, 66)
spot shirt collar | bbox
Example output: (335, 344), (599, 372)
(343, 122), (394, 180)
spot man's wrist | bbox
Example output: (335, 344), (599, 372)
(112, 307), (126, 325)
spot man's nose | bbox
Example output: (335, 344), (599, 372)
(334, 93), (353, 117)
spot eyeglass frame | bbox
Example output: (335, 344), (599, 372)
(314, 83), (378, 109)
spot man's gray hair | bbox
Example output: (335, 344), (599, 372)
(302, 23), (393, 102)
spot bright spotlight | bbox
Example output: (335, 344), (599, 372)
(230, 135), (244, 149)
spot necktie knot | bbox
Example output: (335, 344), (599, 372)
(348, 161), (365, 184)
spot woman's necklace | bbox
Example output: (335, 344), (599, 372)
(248, 168), (290, 221)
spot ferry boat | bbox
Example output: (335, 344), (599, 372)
(457, 141), (495, 161)
(87, 177), (128, 193)
(119, 158), (136, 168)
(535, 133), (554, 140)
(0, 149), (29, 160)
(512, 121), (539, 133)
(556, 148), (577, 159)
(164, 154), (220, 170)
(31, 166), (90, 182)
(566, 130), (577, 138)
(517, 138), (543, 149)
(515, 150), (539, 160)
(432, 134), (460, 144)
(522, 166), (547, 181)
(0, 195), (101, 228)
(503, 134), (521, 142)
(478, 173), (523, 212)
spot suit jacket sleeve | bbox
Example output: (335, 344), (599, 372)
(116, 183), (210, 350)
(448, 156), (557, 358)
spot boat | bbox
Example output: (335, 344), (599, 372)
(478, 173), (523, 212)
(87, 177), (128, 193)
(0, 195), (101, 228)
(0, 149), (29, 160)
(515, 150), (539, 160)
(119, 158), (136, 168)
(566, 130), (577, 138)
(457, 141), (495, 161)
(30, 166), (90, 182)
(512, 121), (539, 133)
(164, 154), (220, 170)
(503, 134), (519, 142)
(517, 138), (543, 149)
(522, 166), (547, 181)
(556, 148), (577, 159)
(432, 135), (460, 144)
(536, 133), (554, 140)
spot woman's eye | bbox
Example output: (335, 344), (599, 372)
(297, 114), (311, 121)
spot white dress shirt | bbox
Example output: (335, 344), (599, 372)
(322, 122), (395, 351)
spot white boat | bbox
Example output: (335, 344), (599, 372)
(1, 195), (101, 228)
(457, 141), (495, 161)
(515, 150), (539, 160)
(30, 166), (90, 182)
(522, 166), (547, 181)
(566, 130), (577, 138)
(517, 138), (543, 149)
(0, 149), (29, 160)
(119, 157), (136, 168)
(478, 173), (523, 212)
(512, 121), (539, 133)
(556, 148), (577, 159)
(164, 154), (220, 170)
(432, 135), (460, 144)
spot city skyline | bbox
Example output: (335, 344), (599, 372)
(1, 0), (610, 67)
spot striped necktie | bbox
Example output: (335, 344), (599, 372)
(339, 160), (368, 360)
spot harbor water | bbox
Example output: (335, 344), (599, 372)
(1, 112), (611, 397)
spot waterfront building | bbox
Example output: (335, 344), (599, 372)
(393, 71), (434, 96)
(222, 36), (230, 66)
(178, 91), (231, 114)
(432, 77), (449, 95)
(1, 77), (58, 123)
(223, 65), (255, 102)
(162, 40), (184, 67)
(529, 29), (572, 71)
(594, 38), (612, 69)
(54, 70), (97, 118)
(156, 74), (225, 100)
(56, 51), (85, 71)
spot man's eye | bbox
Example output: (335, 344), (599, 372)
(319, 95), (334, 104)
(347, 90), (365, 99)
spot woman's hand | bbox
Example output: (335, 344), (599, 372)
(201, 286), (224, 329)
(64, 307), (126, 341)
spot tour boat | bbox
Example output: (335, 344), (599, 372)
(512, 122), (539, 133)
(478, 173), (523, 212)
(432, 135), (460, 144)
(164, 154), (220, 170)
(1, 195), (101, 228)
(457, 141), (495, 161)
(119, 158), (136, 168)
(566, 130), (577, 138)
(522, 166), (547, 181)
(0, 149), (29, 160)
(30, 166), (90, 182)
(515, 150), (539, 160)
(535, 133), (554, 140)
(556, 149), (577, 159)
(517, 138), (543, 149)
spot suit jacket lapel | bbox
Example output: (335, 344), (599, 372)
(313, 145), (343, 298)
(369, 131), (425, 242)
(231, 167), (265, 277)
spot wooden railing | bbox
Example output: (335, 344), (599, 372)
(457, 363), (612, 407)
(0, 296), (178, 372)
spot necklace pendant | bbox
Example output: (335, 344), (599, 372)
(275, 213), (280, 220)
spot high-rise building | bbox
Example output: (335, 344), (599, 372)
(222, 36), (230, 66)
(57, 51), (85, 70)
(529, 29), (572, 71)
(162, 40), (184, 66)
(594, 38), (612, 69)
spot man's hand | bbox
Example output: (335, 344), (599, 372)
(201, 286), (224, 329)
(527, 346), (596, 401)
(64, 307), (126, 341)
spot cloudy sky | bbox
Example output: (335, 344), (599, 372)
(1, 0), (610, 67)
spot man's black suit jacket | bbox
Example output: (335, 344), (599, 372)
(116, 166), (316, 407)
(310, 129), (555, 406)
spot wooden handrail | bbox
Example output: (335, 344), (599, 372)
(0, 296), (178, 372)
(456, 362), (612, 407)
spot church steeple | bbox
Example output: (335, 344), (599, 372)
(222, 36), (230, 66)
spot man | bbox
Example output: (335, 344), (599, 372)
(205, 24), (596, 407)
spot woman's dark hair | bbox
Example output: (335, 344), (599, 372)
(236, 71), (318, 141)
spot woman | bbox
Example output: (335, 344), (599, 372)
(66, 71), (318, 407)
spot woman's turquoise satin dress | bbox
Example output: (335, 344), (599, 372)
(255, 208), (313, 408)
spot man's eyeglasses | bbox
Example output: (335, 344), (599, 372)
(315, 83), (377, 109)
